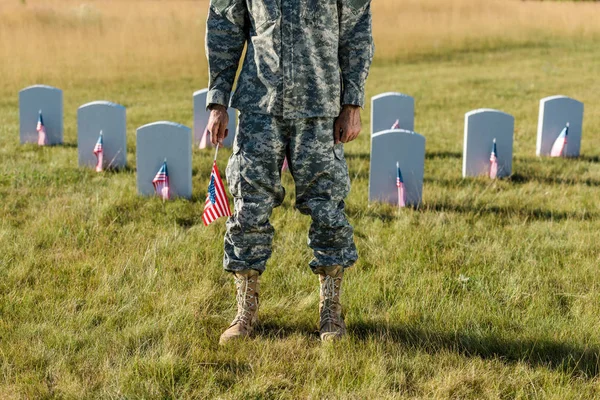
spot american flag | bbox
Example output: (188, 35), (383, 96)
(282, 156), (289, 172)
(489, 138), (498, 179)
(93, 131), (104, 172)
(391, 119), (400, 130)
(37, 110), (48, 146)
(152, 161), (170, 201)
(550, 123), (569, 157)
(203, 161), (232, 226)
(199, 128), (212, 149)
(396, 161), (406, 208)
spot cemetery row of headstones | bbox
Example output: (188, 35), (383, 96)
(19, 86), (585, 207)
(19, 85), (241, 199)
(368, 92), (584, 208)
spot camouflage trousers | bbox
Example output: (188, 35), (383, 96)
(224, 113), (358, 274)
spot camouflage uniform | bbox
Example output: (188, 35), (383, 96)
(206, 0), (374, 273)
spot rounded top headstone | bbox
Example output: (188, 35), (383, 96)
(465, 108), (513, 119)
(20, 84), (62, 93)
(137, 121), (191, 132)
(78, 100), (125, 110)
(193, 88), (209, 97)
(372, 128), (424, 141)
(540, 95), (583, 104)
(372, 92), (413, 101)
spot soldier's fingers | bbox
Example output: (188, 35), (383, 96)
(223, 128), (229, 140)
(340, 126), (350, 143)
(345, 128), (358, 143)
(216, 124), (227, 145)
(210, 122), (221, 145)
(334, 120), (342, 144)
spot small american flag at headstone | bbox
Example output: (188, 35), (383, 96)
(489, 138), (498, 179)
(37, 110), (48, 146)
(152, 160), (170, 201)
(93, 131), (104, 172)
(203, 159), (232, 226)
(282, 156), (289, 173)
(396, 161), (406, 208)
(550, 123), (569, 158)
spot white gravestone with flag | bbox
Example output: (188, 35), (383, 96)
(371, 92), (415, 135)
(136, 122), (192, 199)
(462, 109), (514, 179)
(193, 89), (237, 148)
(369, 129), (426, 207)
(78, 101), (127, 170)
(536, 95), (583, 157)
(19, 85), (63, 145)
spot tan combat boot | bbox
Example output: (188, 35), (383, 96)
(219, 269), (260, 345)
(316, 265), (346, 341)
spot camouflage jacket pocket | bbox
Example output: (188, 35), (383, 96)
(301, 0), (336, 27)
(249, 0), (280, 30)
(210, 0), (233, 15)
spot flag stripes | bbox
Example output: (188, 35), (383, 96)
(37, 110), (48, 146)
(550, 123), (569, 158)
(152, 161), (170, 200)
(203, 161), (232, 226)
(396, 161), (406, 208)
(93, 132), (104, 172)
(489, 138), (498, 179)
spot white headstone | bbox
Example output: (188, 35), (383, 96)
(77, 101), (127, 170)
(369, 129), (426, 207)
(462, 109), (514, 178)
(371, 92), (415, 134)
(193, 89), (236, 148)
(19, 85), (63, 145)
(136, 122), (192, 199)
(536, 95), (584, 157)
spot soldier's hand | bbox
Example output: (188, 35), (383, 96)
(334, 105), (362, 144)
(207, 104), (229, 145)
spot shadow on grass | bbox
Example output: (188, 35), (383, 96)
(347, 200), (596, 222)
(425, 200), (595, 221)
(510, 173), (600, 187)
(576, 155), (600, 163)
(255, 320), (318, 340)
(345, 153), (370, 161)
(103, 165), (136, 174)
(350, 321), (600, 379)
(425, 150), (462, 160)
(345, 151), (462, 162)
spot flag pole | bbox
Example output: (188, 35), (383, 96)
(214, 142), (220, 162)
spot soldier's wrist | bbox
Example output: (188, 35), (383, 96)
(342, 104), (361, 111)
(208, 103), (227, 113)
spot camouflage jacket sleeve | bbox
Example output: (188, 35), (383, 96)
(338, 0), (374, 108)
(205, 0), (248, 109)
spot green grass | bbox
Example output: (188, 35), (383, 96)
(1, 38), (600, 399)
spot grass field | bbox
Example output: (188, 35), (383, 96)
(1, 0), (600, 398)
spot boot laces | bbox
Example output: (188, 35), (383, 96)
(233, 275), (256, 326)
(321, 275), (341, 326)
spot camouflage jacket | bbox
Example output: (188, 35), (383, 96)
(206, 0), (374, 119)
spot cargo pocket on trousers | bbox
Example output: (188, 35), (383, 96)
(333, 144), (351, 197)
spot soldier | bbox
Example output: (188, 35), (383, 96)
(205, 0), (374, 343)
